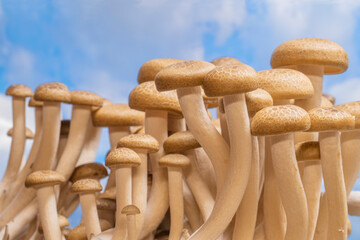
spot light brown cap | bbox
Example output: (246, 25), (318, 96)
(155, 60), (215, 91)
(138, 58), (183, 84)
(105, 147), (141, 168)
(323, 93), (335, 105)
(71, 91), (103, 106)
(71, 178), (102, 194)
(295, 141), (320, 161)
(246, 89), (273, 113)
(321, 96), (334, 108)
(34, 82), (71, 102)
(270, 38), (348, 75)
(70, 163), (108, 183)
(6, 84), (33, 98)
(60, 120), (70, 136)
(307, 107), (355, 132)
(163, 131), (200, 153)
(92, 104), (145, 127)
(129, 81), (182, 118)
(96, 198), (116, 211)
(203, 65), (258, 97)
(98, 187), (116, 200)
(28, 97), (43, 107)
(25, 170), (65, 188)
(7, 127), (34, 139)
(159, 154), (190, 168)
(257, 69), (314, 100)
(202, 89), (219, 108)
(38, 215), (69, 233)
(211, 57), (244, 66)
(121, 205), (140, 215)
(117, 134), (160, 153)
(336, 101), (360, 129)
(251, 105), (311, 136)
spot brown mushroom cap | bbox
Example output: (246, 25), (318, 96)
(138, 58), (184, 84)
(105, 147), (141, 168)
(70, 163), (108, 183)
(295, 141), (320, 161)
(308, 107), (355, 132)
(117, 134), (160, 153)
(163, 131), (200, 153)
(203, 64), (258, 97)
(34, 82), (71, 102)
(71, 178), (103, 194)
(7, 127), (34, 139)
(129, 81), (182, 118)
(335, 101), (360, 129)
(211, 57), (244, 66)
(92, 104), (145, 127)
(270, 38), (348, 75)
(321, 96), (334, 108)
(96, 198), (116, 211)
(322, 93), (335, 105)
(60, 120), (71, 136)
(121, 204), (140, 215)
(251, 105), (311, 136)
(158, 154), (190, 168)
(38, 214), (69, 233)
(245, 89), (273, 113)
(71, 91), (103, 106)
(257, 69), (314, 100)
(28, 97), (43, 107)
(25, 170), (65, 188)
(6, 84), (33, 98)
(98, 187), (116, 200)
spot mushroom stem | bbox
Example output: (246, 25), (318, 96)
(193, 148), (217, 197)
(76, 123), (102, 166)
(126, 214), (137, 240)
(347, 191), (360, 216)
(219, 111), (230, 145)
(314, 193), (328, 240)
(258, 136), (265, 192)
(79, 193), (101, 238)
(183, 180), (203, 231)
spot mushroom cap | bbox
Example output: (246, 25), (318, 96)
(25, 170), (65, 188)
(98, 187), (116, 200)
(270, 38), (348, 75)
(92, 104), (145, 127)
(163, 131), (200, 153)
(121, 205), (140, 215)
(155, 60), (215, 91)
(60, 120), (71, 136)
(246, 89), (273, 113)
(38, 215), (69, 233)
(308, 107), (355, 132)
(336, 101), (360, 129)
(7, 127), (34, 139)
(322, 93), (335, 105)
(138, 58), (184, 84)
(70, 163), (108, 183)
(295, 141), (320, 161)
(117, 134), (160, 153)
(321, 96), (334, 108)
(34, 82), (71, 102)
(251, 105), (311, 136)
(71, 91), (103, 106)
(6, 84), (33, 98)
(158, 154), (190, 168)
(202, 89), (219, 108)
(257, 69), (314, 100)
(67, 220), (111, 240)
(203, 64), (258, 97)
(105, 147), (141, 168)
(71, 178), (103, 194)
(96, 198), (116, 211)
(28, 97), (43, 107)
(211, 57), (244, 66)
(129, 81), (182, 118)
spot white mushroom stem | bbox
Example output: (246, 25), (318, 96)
(314, 193), (328, 240)
(79, 193), (101, 238)
(347, 191), (360, 216)
(140, 110), (168, 239)
(319, 131), (348, 240)
(219, 111), (230, 144)
(271, 133), (308, 240)
(56, 132), (68, 164)
(76, 123), (102, 166)
(168, 117), (186, 134)
(183, 180), (203, 231)
(125, 214), (137, 240)
(193, 148), (217, 197)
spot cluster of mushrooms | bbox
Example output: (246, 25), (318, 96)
(1, 37), (360, 240)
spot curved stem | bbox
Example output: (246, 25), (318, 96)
(168, 167), (184, 240)
(80, 193), (101, 238)
(314, 193), (328, 240)
(183, 180), (203, 231)
(76, 123), (102, 166)
(219, 112), (230, 145)
(193, 148), (216, 197)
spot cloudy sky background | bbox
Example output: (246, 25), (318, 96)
(0, 0), (360, 235)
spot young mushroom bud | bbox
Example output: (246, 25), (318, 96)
(121, 205), (141, 240)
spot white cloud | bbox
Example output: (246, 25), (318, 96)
(328, 78), (360, 104)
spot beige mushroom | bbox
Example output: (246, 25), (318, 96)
(96, 198), (116, 227)
(323, 93), (335, 105)
(121, 205), (141, 240)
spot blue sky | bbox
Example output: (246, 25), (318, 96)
(0, 0), (360, 237)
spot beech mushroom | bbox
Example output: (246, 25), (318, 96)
(96, 198), (116, 227)
(121, 205), (141, 240)
(182, 180), (203, 232)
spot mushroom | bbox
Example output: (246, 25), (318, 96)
(25, 170), (65, 240)
(38, 214), (69, 237)
(322, 93), (335, 105)
(121, 205), (141, 240)
(159, 154), (190, 240)
(210, 56), (244, 66)
(56, 120), (70, 163)
(182, 180), (203, 232)
(251, 105), (311, 240)
(7, 127), (34, 139)
(96, 198), (116, 227)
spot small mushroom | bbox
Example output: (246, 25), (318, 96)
(121, 205), (141, 240)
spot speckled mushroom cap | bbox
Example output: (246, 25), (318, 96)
(38, 215), (69, 233)
(321, 96), (334, 108)
(121, 205), (140, 215)
(158, 154), (190, 168)
(336, 101), (360, 129)
(96, 198), (116, 211)
(211, 57), (244, 66)
(71, 91), (103, 106)
(117, 134), (160, 153)
(7, 127), (34, 139)
(257, 69), (314, 100)
(28, 97), (43, 107)
(203, 64), (258, 97)
(34, 82), (71, 102)
(155, 60), (215, 91)
(322, 93), (335, 105)
(71, 178), (102, 194)
(70, 163), (108, 183)
(98, 187), (116, 200)
(295, 141), (320, 161)
(60, 120), (71, 136)
(138, 58), (183, 84)
(25, 170), (65, 188)
(163, 131), (200, 153)
(251, 105), (311, 136)
(6, 84), (33, 98)
(92, 104), (145, 127)
(105, 147), (141, 168)
(129, 81), (182, 118)
(246, 89), (273, 113)
(270, 38), (348, 75)
(307, 107), (355, 132)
